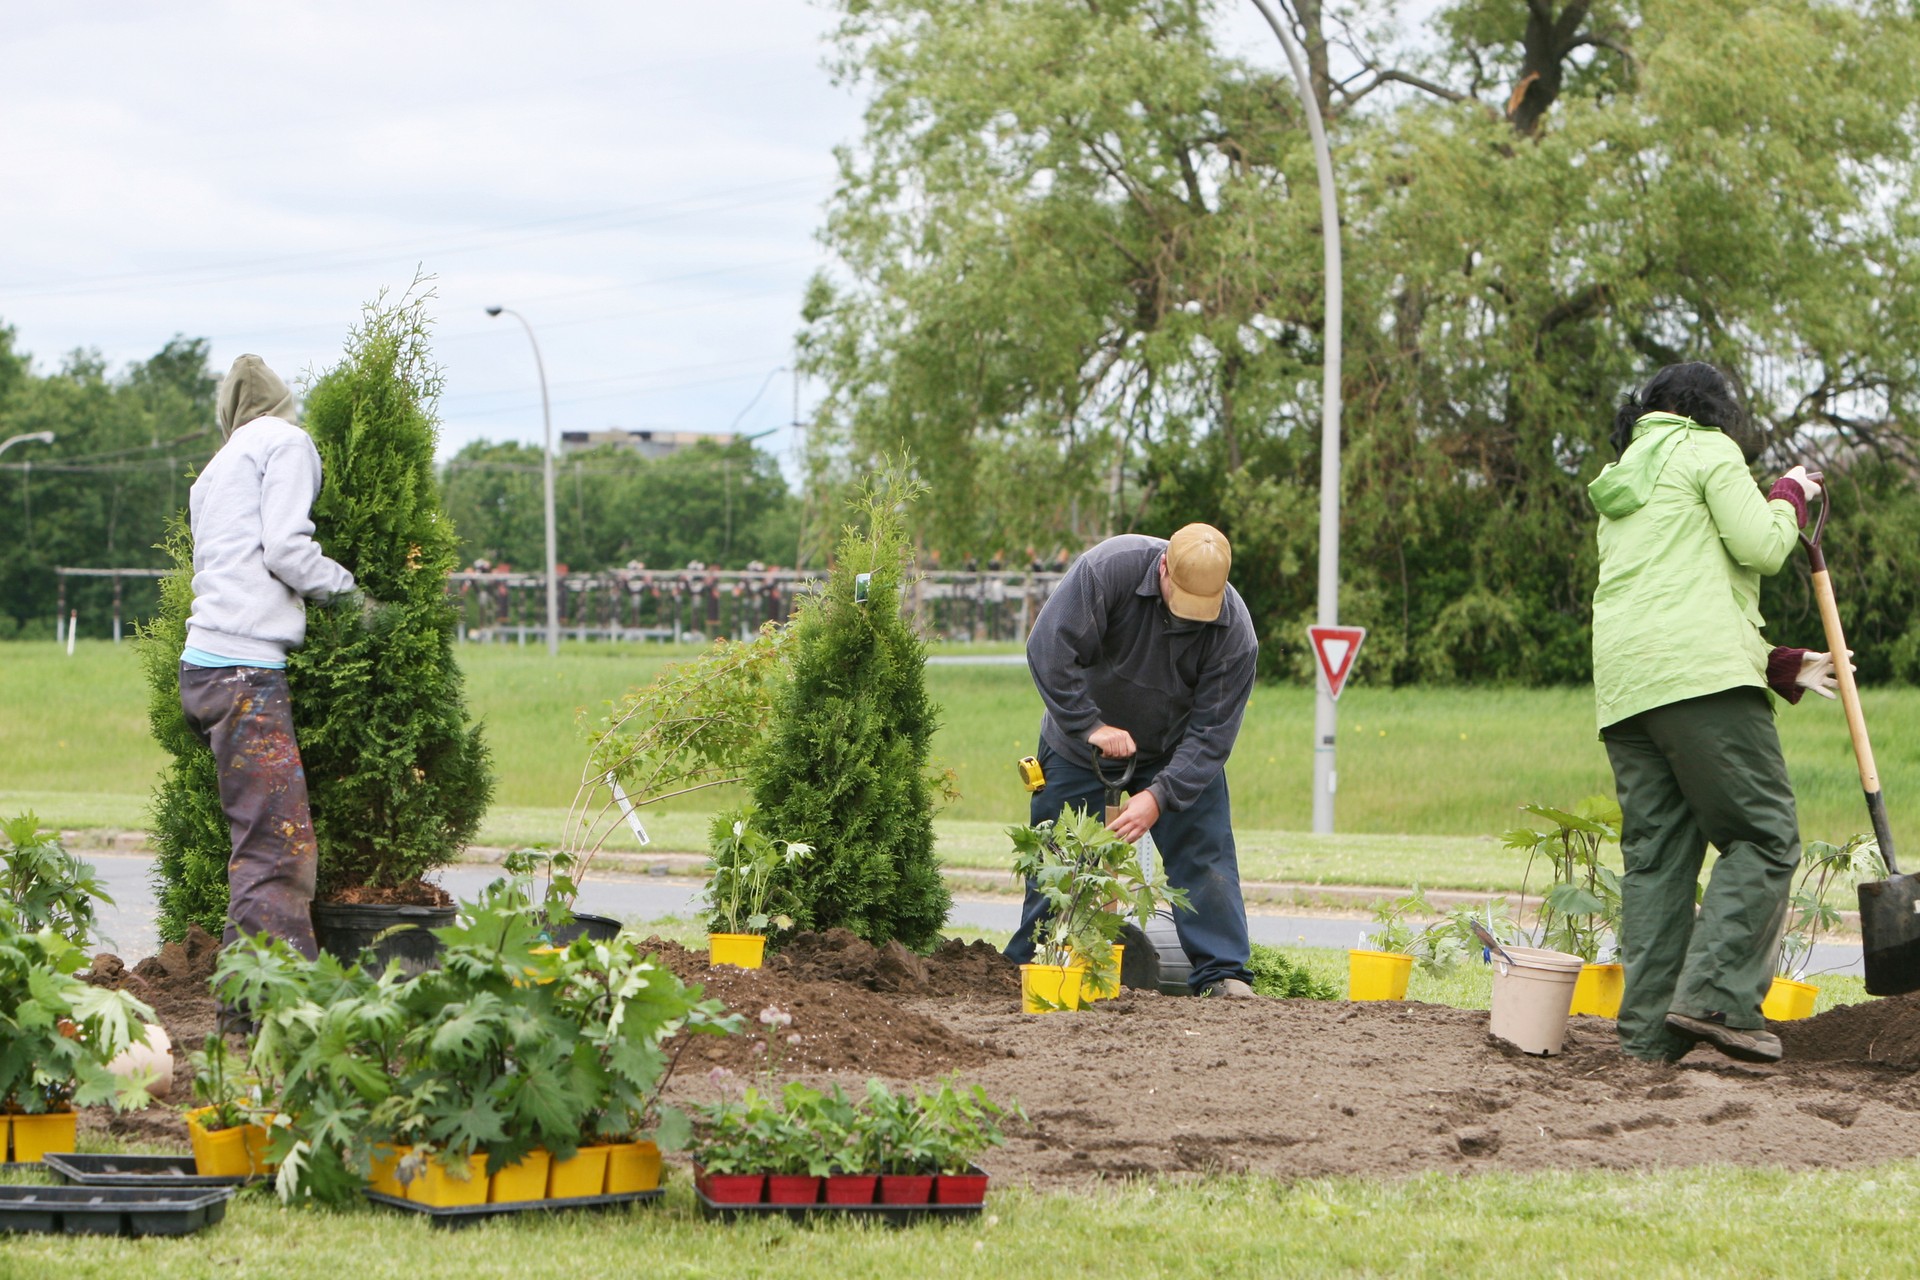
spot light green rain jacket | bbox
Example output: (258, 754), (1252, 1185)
(1589, 412), (1801, 731)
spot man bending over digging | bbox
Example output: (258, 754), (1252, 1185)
(1004, 524), (1261, 997)
(180, 354), (357, 961)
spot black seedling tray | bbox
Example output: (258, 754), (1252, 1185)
(363, 1188), (663, 1230)
(0, 1162), (43, 1174)
(0, 1184), (233, 1237)
(44, 1153), (255, 1188)
(694, 1189), (984, 1225)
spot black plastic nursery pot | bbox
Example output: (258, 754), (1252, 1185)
(543, 912), (623, 946)
(311, 901), (457, 971)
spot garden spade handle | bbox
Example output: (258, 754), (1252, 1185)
(1801, 493), (1900, 874)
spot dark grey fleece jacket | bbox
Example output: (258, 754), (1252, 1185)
(1026, 534), (1258, 813)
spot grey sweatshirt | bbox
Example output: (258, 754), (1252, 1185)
(185, 415), (354, 663)
(1027, 534), (1258, 813)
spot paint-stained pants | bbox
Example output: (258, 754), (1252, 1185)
(1603, 686), (1800, 1061)
(1002, 739), (1253, 992)
(179, 664), (320, 959)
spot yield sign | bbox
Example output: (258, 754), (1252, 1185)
(1307, 625), (1367, 701)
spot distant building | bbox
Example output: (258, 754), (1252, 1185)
(558, 428), (736, 459)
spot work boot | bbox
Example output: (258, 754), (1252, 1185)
(1664, 1012), (1782, 1064)
(1200, 978), (1255, 999)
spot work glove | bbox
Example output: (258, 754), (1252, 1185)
(1796, 649), (1853, 701)
(328, 589), (384, 622)
(1779, 465), (1824, 502)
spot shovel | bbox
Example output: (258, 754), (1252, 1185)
(1801, 493), (1919, 994)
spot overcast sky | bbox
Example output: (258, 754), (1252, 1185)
(0, 2), (1379, 471)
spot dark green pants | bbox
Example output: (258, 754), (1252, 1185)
(1603, 686), (1800, 1060)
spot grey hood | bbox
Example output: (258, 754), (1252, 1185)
(215, 354), (296, 439)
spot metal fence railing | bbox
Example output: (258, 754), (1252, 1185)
(51, 566), (1072, 646)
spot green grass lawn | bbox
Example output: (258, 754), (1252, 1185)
(8, 641), (1917, 896)
(5, 1155), (1917, 1277)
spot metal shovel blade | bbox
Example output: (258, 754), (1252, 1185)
(1860, 871), (1920, 996)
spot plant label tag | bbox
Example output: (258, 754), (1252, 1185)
(607, 774), (650, 846)
(1307, 625), (1367, 700)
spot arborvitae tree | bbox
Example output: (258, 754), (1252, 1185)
(748, 470), (951, 949)
(143, 291), (492, 938)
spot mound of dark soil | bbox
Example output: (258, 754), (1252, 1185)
(775, 928), (1020, 1000)
(641, 938), (1004, 1079)
(79, 926), (225, 1147)
(1776, 992), (1920, 1065)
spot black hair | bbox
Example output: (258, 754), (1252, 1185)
(1610, 362), (1746, 456)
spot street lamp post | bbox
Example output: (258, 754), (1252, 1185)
(484, 307), (560, 658)
(1248, 0), (1346, 833)
(0, 431), (55, 460)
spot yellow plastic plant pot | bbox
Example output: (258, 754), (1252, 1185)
(185, 1106), (272, 1177)
(8, 1109), (76, 1163)
(411, 1152), (490, 1207)
(604, 1140), (662, 1193)
(708, 933), (766, 969)
(488, 1149), (553, 1203)
(0, 1115), (7, 1162)
(368, 1144), (411, 1198)
(547, 1144), (612, 1199)
(1347, 949), (1414, 1001)
(1076, 944), (1126, 1001)
(1763, 975), (1818, 1022)
(1568, 963), (1624, 1019)
(1020, 962), (1086, 1013)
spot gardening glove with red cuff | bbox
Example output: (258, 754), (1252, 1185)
(1768, 647), (1851, 703)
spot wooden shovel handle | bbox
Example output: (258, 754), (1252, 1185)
(1810, 567), (1878, 793)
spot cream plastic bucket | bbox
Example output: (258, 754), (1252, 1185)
(1489, 944), (1584, 1055)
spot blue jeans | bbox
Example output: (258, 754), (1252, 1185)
(1002, 740), (1252, 992)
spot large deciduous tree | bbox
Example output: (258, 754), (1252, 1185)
(801, 0), (1920, 682)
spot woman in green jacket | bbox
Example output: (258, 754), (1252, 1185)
(1590, 362), (1839, 1064)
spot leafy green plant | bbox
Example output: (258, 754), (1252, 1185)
(690, 1079), (782, 1176)
(1247, 946), (1339, 1000)
(1504, 797), (1624, 964)
(188, 1034), (257, 1132)
(859, 1078), (938, 1176)
(1011, 804), (1190, 1004)
(573, 623), (798, 892)
(213, 893), (737, 1204)
(1779, 834), (1886, 980)
(915, 1078), (1018, 1175)
(748, 466), (955, 949)
(0, 812), (113, 947)
(701, 805), (813, 937)
(0, 914), (155, 1114)
(1415, 898), (1519, 977)
(1359, 888), (1433, 956)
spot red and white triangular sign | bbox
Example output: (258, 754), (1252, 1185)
(1307, 625), (1367, 701)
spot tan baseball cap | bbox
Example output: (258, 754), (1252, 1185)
(1164, 523), (1231, 621)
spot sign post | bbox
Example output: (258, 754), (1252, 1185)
(1307, 625), (1366, 826)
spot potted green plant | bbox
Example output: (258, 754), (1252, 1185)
(919, 1078), (1015, 1205)
(862, 1078), (938, 1204)
(491, 847), (622, 945)
(701, 805), (812, 969)
(0, 813), (114, 947)
(691, 1079), (779, 1205)
(1771, 834), (1885, 1020)
(815, 1085), (878, 1205)
(1009, 805), (1188, 1012)
(760, 1083), (840, 1205)
(1347, 889), (1430, 1000)
(184, 1035), (272, 1177)
(1504, 797), (1624, 1016)
(145, 290), (493, 965)
(0, 915), (156, 1161)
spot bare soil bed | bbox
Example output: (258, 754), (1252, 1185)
(83, 925), (1920, 1188)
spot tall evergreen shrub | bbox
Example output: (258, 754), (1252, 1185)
(748, 471), (951, 949)
(143, 292), (491, 938)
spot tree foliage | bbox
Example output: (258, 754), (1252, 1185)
(0, 331), (219, 637)
(802, 0), (1920, 681)
(440, 436), (800, 571)
(748, 469), (952, 949)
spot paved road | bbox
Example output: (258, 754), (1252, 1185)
(84, 852), (1866, 977)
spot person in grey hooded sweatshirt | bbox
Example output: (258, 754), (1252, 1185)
(180, 354), (356, 960)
